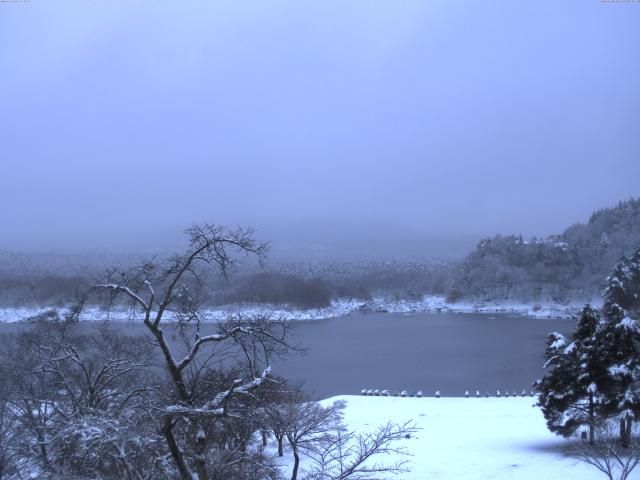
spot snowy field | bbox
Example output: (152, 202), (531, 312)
(0, 296), (585, 322)
(276, 396), (603, 480)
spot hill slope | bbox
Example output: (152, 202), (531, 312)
(451, 198), (640, 302)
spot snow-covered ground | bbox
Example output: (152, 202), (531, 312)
(276, 395), (602, 480)
(0, 296), (585, 323)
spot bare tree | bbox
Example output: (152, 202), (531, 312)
(258, 376), (307, 457)
(0, 317), (162, 479)
(87, 224), (297, 480)
(0, 401), (16, 480)
(265, 405), (289, 458)
(284, 401), (345, 480)
(1, 223), (419, 480)
(574, 421), (640, 480)
(305, 421), (419, 480)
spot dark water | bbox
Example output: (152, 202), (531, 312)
(273, 312), (572, 399)
(0, 312), (572, 400)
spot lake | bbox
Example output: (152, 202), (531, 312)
(0, 312), (573, 399)
(274, 312), (572, 399)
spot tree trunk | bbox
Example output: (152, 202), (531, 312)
(291, 445), (300, 480)
(35, 428), (50, 473)
(262, 430), (267, 447)
(623, 416), (632, 449)
(163, 416), (193, 480)
(145, 321), (189, 402)
(38, 440), (49, 472)
(589, 394), (595, 446)
(147, 321), (196, 478)
(277, 436), (284, 457)
(193, 423), (209, 480)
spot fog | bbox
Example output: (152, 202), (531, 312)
(1, 1), (639, 259)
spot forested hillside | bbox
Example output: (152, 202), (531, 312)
(451, 198), (640, 302)
(0, 199), (638, 310)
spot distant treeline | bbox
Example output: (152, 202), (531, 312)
(1, 198), (639, 310)
(0, 262), (450, 310)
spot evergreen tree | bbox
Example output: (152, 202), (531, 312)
(594, 247), (640, 443)
(593, 307), (640, 445)
(537, 305), (603, 444)
(603, 247), (640, 316)
(538, 246), (640, 444)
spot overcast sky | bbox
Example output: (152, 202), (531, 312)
(1, 1), (639, 258)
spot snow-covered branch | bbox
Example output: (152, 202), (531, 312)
(94, 284), (149, 311)
(164, 366), (271, 418)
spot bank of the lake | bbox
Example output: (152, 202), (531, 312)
(0, 295), (587, 323)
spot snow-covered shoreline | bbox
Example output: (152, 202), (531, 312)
(356, 296), (586, 319)
(0, 296), (585, 323)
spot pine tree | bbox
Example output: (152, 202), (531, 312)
(575, 305), (608, 443)
(537, 305), (603, 443)
(594, 248), (640, 444)
(603, 247), (640, 316)
(538, 246), (640, 445)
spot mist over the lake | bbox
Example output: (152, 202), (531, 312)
(1, 0), (639, 258)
